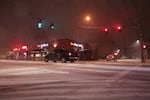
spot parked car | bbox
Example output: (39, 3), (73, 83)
(106, 49), (120, 62)
(44, 49), (78, 63)
(106, 49), (120, 61)
(106, 54), (116, 61)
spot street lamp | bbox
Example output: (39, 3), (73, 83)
(85, 15), (91, 22)
(136, 40), (140, 44)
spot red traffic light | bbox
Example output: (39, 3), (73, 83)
(117, 25), (122, 32)
(117, 26), (121, 30)
(104, 28), (108, 32)
(142, 44), (146, 49)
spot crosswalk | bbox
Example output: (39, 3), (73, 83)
(0, 61), (150, 100)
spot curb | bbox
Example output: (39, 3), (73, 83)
(95, 59), (150, 66)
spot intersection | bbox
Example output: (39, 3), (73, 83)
(0, 60), (150, 100)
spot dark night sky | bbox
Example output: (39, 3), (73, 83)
(0, 0), (150, 54)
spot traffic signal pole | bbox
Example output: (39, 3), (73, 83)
(140, 34), (147, 63)
(141, 43), (145, 63)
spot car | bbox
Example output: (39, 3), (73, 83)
(44, 49), (78, 63)
(106, 54), (116, 61)
(106, 49), (120, 61)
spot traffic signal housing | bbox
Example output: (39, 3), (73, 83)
(117, 25), (122, 32)
(142, 44), (146, 49)
(104, 28), (108, 34)
(50, 24), (55, 30)
(37, 19), (43, 29)
(38, 22), (42, 29)
(104, 28), (108, 32)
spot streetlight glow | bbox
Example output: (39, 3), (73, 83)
(85, 15), (91, 22)
(136, 40), (140, 44)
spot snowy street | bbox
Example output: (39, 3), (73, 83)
(0, 60), (150, 100)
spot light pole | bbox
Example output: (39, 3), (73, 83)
(75, 15), (92, 60)
(141, 38), (146, 63)
(76, 15), (92, 41)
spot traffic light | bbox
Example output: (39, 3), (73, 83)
(50, 24), (55, 30)
(142, 44), (146, 49)
(37, 19), (45, 29)
(37, 19), (43, 29)
(117, 25), (122, 32)
(37, 19), (55, 30)
(104, 28), (108, 33)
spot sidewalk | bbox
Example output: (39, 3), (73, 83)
(94, 59), (150, 66)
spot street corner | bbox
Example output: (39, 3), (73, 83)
(93, 59), (150, 67)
